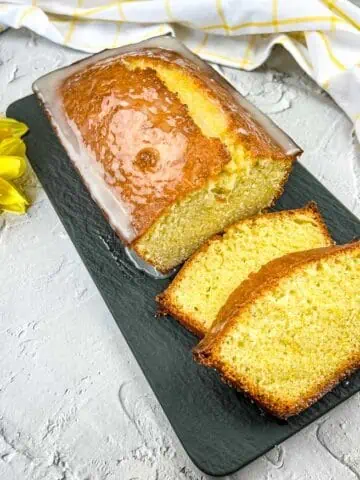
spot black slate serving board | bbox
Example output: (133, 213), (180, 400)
(8, 95), (360, 477)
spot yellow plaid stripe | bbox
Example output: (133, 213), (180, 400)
(117, 1), (126, 21)
(67, 1), (111, 18)
(240, 35), (256, 67)
(30, 2), (350, 37)
(109, 1), (127, 47)
(319, 31), (346, 70)
(202, 15), (347, 32)
(165, 0), (173, 22)
(200, 50), (254, 67)
(47, 13), (72, 23)
(216, 0), (229, 34)
(322, 0), (360, 31)
(7, 0), (358, 86)
(272, 0), (279, 33)
(17, 6), (36, 26)
(64, 0), (84, 46)
(70, 1), (127, 19)
(111, 22), (121, 48)
(139, 24), (167, 40)
(330, 16), (336, 32)
(196, 35), (257, 68)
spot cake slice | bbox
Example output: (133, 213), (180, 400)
(194, 241), (360, 418)
(158, 203), (332, 337)
(33, 36), (301, 273)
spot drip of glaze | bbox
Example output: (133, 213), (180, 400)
(125, 247), (177, 279)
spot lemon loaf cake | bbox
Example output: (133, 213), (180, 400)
(158, 204), (332, 337)
(194, 241), (360, 418)
(33, 37), (301, 272)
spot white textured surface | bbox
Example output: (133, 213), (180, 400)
(0, 28), (359, 480)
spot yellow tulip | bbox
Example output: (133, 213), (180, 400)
(0, 137), (26, 156)
(1, 203), (27, 214)
(0, 118), (28, 141)
(0, 155), (27, 180)
(0, 117), (29, 214)
(0, 177), (28, 212)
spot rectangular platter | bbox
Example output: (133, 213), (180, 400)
(8, 93), (360, 477)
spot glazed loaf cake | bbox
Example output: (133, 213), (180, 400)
(158, 203), (332, 337)
(194, 241), (360, 418)
(33, 37), (301, 272)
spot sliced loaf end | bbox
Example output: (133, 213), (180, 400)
(158, 203), (333, 337)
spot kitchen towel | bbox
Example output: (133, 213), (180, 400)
(0, 0), (360, 144)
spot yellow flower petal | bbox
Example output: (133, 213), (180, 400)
(0, 117), (28, 141)
(0, 155), (27, 180)
(0, 177), (28, 213)
(0, 118), (29, 215)
(2, 202), (27, 214)
(0, 137), (26, 156)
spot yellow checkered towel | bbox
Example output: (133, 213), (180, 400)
(1, 0), (360, 140)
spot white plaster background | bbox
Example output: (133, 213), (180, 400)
(0, 27), (359, 480)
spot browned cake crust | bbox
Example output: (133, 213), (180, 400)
(194, 241), (360, 418)
(124, 50), (292, 161)
(157, 202), (332, 336)
(61, 48), (298, 244)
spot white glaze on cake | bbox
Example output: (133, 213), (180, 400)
(33, 36), (302, 277)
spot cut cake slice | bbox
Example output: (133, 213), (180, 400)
(194, 241), (360, 418)
(158, 203), (332, 337)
